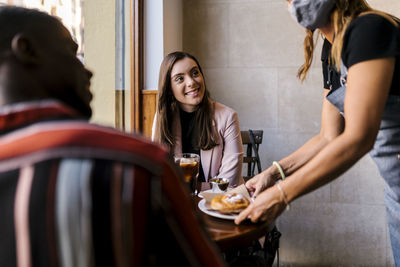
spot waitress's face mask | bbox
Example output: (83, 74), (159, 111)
(288, 0), (336, 30)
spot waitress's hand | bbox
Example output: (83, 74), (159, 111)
(245, 171), (277, 198)
(235, 185), (287, 225)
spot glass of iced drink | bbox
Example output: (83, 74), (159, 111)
(174, 153), (200, 195)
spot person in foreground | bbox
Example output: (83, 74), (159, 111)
(0, 6), (226, 267)
(235, 0), (400, 264)
(152, 51), (244, 186)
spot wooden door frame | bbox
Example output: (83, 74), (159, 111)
(130, 0), (144, 132)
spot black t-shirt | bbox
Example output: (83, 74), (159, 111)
(179, 108), (205, 182)
(322, 14), (400, 95)
(322, 40), (342, 90)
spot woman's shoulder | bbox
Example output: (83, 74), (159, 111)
(212, 102), (239, 127)
(356, 12), (399, 23)
(212, 102), (240, 133)
(213, 101), (238, 116)
(342, 12), (400, 68)
(347, 12), (399, 35)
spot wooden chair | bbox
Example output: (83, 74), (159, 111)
(241, 131), (282, 266)
(241, 130), (263, 182)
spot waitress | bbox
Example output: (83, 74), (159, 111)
(235, 0), (400, 264)
(152, 51), (244, 186)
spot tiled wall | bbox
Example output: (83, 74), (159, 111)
(182, 0), (400, 265)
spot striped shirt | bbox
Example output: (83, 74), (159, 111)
(0, 100), (225, 267)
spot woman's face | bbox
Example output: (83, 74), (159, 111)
(170, 57), (205, 113)
(286, 0), (335, 31)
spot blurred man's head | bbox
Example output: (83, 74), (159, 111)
(0, 6), (92, 118)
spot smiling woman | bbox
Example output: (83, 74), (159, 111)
(152, 51), (244, 187)
(170, 57), (206, 112)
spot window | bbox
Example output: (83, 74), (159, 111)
(1, 0), (84, 61)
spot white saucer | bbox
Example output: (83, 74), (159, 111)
(197, 199), (237, 220)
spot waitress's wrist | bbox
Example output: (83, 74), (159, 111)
(264, 168), (280, 183)
(276, 180), (290, 210)
(268, 161), (285, 182)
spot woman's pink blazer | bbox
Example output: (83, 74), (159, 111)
(152, 102), (244, 186)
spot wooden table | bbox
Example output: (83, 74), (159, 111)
(195, 184), (275, 251)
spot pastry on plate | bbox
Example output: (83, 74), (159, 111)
(210, 193), (249, 214)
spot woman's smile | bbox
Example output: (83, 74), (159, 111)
(185, 88), (200, 96)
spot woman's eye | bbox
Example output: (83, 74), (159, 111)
(192, 70), (199, 77)
(175, 77), (183, 82)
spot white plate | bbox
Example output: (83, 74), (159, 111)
(198, 189), (213, 198)
(198, 189), (228, 199)
(198, 199), (237, 220)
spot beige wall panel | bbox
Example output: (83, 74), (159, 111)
(229, 2), (305, 67)
(278, 202), (387, 266)
(84, 0), (115, 127)
(163, 0), (183, 55)
(203, 68), (278, 130)
(368, 0), (400, 17)
(183, 3), (229, 68)
(386, 226), (394, 266)
(331, 155), (385, 205)
(278, 67), (323, 132)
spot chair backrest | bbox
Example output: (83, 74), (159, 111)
(241, 130), (263, 182)
(0, 122), (227, 267)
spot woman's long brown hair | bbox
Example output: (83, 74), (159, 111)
(297, 0), (398, 81)
(153, 51), (218, 151)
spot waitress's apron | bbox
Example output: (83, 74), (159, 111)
(326, 62), (400, 265)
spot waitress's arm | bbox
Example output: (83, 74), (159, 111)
(276, 89), (345, 176)
(236, 57), (395, 224)
(246, 89), (344, 196)
(283, 57), (395, 202)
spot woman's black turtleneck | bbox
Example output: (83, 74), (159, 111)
(179, 108), (205, 182)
